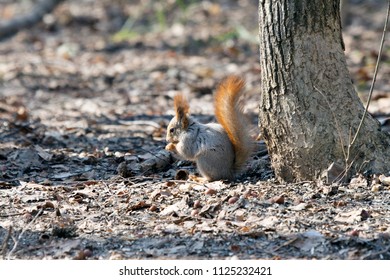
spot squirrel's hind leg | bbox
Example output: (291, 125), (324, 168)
(196, 155), (234, 181)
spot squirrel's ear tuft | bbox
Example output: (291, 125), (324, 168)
(174, 94), (190, 129)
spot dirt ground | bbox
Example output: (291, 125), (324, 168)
(0, 0), (389, 260)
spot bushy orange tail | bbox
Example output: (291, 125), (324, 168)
(215, 76), (252, 171)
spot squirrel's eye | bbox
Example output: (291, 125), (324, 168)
(169, 128), (175, 133)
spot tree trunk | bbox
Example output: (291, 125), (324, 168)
(258, 0), (390, 182)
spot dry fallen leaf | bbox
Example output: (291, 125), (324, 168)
(379, 175), (390, 186)
(289, 202), (308, 211)
(269, 194), (285, 204)
(259, 216), (279, 229)
(160, 196), (189, 216)
(335, 209), (370, 224)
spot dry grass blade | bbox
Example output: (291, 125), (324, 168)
(7, 208), (43, 260)
(349, 0), (390, 148)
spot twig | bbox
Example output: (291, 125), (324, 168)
(314, 0), (389, 180)
(0, 213), (25, 218)
(349, 0), (390, 148)
(139, 148), (172, 164)
(273, 237), (299, 252)
(314, 86), (360, 182)
(168, 179), (210, 189)
(7, 208), (43, 260)
(139, 149), (173, 176)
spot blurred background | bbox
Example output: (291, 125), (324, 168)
(0, 0), (389, 115)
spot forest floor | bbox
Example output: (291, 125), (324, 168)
(0, 0), (389, 260)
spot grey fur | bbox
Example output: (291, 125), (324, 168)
(167, 116), (235, 180)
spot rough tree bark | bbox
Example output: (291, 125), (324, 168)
(258, 0), (390, 182)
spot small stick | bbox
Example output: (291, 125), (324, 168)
(7, 208), (43, 260)
(349, 0), (390, 148)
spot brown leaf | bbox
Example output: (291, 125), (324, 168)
(269, 194), (285, 204)
(127, 200), (150, 211)
(332, 200), (347, 207)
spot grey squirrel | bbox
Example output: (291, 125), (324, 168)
(165, 76), (253, 181)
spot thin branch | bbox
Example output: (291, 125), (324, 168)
(0, 213), (26, 218)
(7, 208), (43, 260)
(168, 179), (211, 189)
(349, 0), (390, 148)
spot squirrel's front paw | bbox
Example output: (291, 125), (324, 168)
(165, 143), (176, 152)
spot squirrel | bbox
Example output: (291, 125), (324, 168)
(165, 75), (253, 181)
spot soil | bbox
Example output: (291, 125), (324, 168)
(0, 0), (389, 260)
